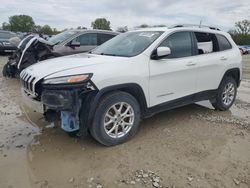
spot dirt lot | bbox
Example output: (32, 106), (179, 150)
(0, 55), (250, 188)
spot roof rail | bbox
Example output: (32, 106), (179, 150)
(170, 24), (220, 31)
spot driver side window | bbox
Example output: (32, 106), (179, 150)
(160, 32), (192, 58)
(72, 33), (97, 46)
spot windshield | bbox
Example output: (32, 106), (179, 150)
(92, 31), (163, 57)
(48, 30), (78, 45)
(0, 32), (16, 39)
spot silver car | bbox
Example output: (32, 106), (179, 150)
(49, 29), (119, 56)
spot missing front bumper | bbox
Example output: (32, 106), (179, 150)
(41, 90), (74, 110)
(21, 89), (44, 113)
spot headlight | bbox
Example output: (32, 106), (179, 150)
(3, 42), (11, 46)
(43, 74), (92, 85)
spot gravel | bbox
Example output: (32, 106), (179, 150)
(68, 177), (74, 183)
(193, 113), (250, 131)
(120, 169), (163, 187)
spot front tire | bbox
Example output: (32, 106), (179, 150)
(90, 91), (141, 146)
(211, 76), (237, 111)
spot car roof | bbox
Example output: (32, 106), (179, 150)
(131, 26), (229, 36)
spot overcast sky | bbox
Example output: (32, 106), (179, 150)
(0, 0), (250, 31)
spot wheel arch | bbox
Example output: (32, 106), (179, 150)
(220, 68), (241, 87)
(88, 83), (148, 123)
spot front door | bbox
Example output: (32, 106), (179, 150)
(70, 33), (98, 54)
(149, 31), (198, 107)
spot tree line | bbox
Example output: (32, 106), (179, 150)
(1, 15), (250, 45)
(2, 15), (59, 35)
(229, 20), (250, 45)
(1, 15), (113, 35)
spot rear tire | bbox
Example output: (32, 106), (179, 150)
(90, 91), (141, 146)
(211, 76), (237, 111)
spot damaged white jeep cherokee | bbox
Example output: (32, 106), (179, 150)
(20, 25), (242, 146)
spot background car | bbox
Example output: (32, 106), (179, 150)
(2, 30), (119, 77)
(243, 45), (250, 54)
(238, 45), (250, 55)
(49, 29), (119, 56)
(0, 30), (18, 53)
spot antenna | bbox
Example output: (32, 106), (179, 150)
(199, 20), (202, 28)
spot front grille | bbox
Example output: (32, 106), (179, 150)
(20, 70), (37, 97)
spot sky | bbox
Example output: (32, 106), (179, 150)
(0, 0), (250, 31)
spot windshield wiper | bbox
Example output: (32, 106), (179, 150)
(99, 53), (116, 56)
(92, 52), (128, 57)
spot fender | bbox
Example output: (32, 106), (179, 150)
(87, 83), (148, 124)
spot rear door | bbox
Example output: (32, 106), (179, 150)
(149, 31), (198, 107)
(193, 32), (231, 92)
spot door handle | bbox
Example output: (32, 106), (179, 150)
(186, 62), (196, 66)
(220, 56), (228, 61)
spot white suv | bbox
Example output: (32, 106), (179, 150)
(20, 25), (242, 146)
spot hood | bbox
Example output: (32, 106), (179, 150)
(22, 53), (128, 81)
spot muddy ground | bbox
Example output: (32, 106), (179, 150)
(0, 55), (250, 188)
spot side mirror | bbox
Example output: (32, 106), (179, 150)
(157, 47), (171, 57)
(69, 41), (80, 47)
(151, 47), (171, 60)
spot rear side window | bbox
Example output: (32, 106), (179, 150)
(216, 34), (232, 51)
(98, 34), (115, 45)
(159, 32), (192, 58)
(76, 33), (97, 45)
(194, 32), (219, 54)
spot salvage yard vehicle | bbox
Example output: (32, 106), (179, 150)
(3, 35), (55, 77)
(20, 25), (242, 146)
(0, 30), (18, 53)
(238, 46), (248, 55)
(2, 30), (118, 77)
(50, 29), (118, 56)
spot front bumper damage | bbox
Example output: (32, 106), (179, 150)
(43, 81), (97, 133)
(41, 89), (83, 132)
(23, 81), (97, 134)
(22, 89), (44, 113)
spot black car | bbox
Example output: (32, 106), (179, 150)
(0, 30), (17, 53)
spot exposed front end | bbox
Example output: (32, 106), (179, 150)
(20, 69), (97, 134)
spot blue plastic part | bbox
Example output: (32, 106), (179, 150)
(61, 111), (80, 132)
(60, 99), (81, 132)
